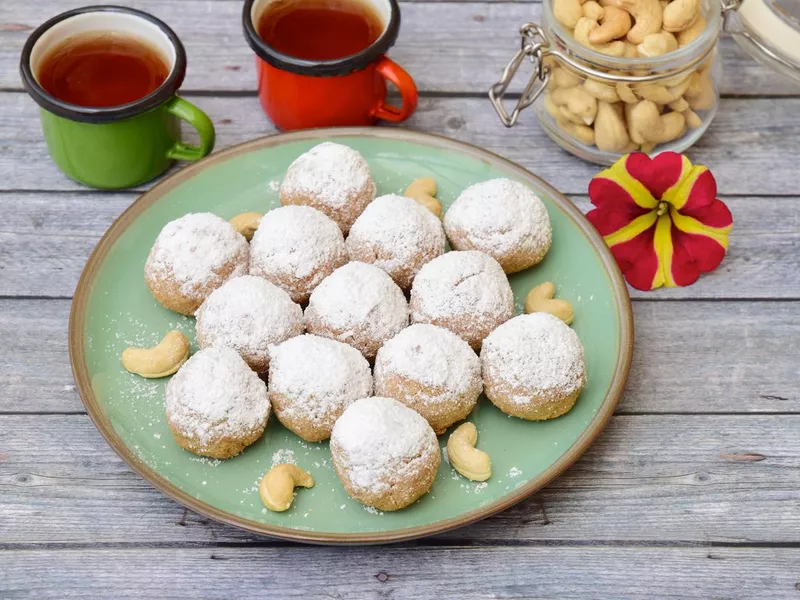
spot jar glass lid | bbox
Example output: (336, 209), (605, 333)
(728, 0), (800, 83)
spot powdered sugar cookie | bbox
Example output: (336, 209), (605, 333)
(374, 324), (482, 434)
(481, 313), (586, 420)
(305, 262), (409, 360)
(195, 275), (304, 374)
(444, 178), (552, 273)
(249, 205), (348, 304)
(280, 142), (376, 234)
(346, 194), (446, 290)
(268, 334), (373, 442)
(166, 347), (270, 459)
(330, 396), (440, 511)
(145, 213), (249, 316)
(410, 250), (514, 350)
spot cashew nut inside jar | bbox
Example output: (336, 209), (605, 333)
(490, 0), (723, 164)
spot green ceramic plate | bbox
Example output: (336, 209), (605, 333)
(70, 128), (633, 544)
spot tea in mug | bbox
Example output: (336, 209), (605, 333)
(257, 0), (384, 60)
(37, 33), (170, 107)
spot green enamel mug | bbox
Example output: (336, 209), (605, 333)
(20, 6), (215, 189)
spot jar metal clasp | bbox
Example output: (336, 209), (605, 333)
(489, 23), (553, 127)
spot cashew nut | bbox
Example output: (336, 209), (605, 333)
(637, 31), (678, 57)
(594, 100), (631, 152)
(583, 0), (605, 21)
(634, 83), (675, 104)
(259, 464), (315, 512)
(617, 0), (663, 44)
(616, 82), (638, 103)
(683, 108), (703, 129)
(551, 86), (598, 125)
(663, 0), (700, 33)
(551, 66), (583, 89)
(668, 96), (690, 112)
(405, 177), (442, 217)
(684, 72), (715, 110)
(544, 93), (562, 120)
(623, 41), (640, 57)
(584, 78), (620, 103)
(447, 422), (491, 482)
(229, 212), (262, 241)
(574, 17), (626, 56)
(557, 119), (596, 145)
(121, 330), (190, 378)
(554, 0), (584, 28)
(524, 282), (574, 324)
(630, 100), (686, 144)
(677, 15), (707, 46)
(589, 6), (631, 44)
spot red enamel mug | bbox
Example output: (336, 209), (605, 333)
(242, 0), (418, 131)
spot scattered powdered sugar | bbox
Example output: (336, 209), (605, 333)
(146, 213), (249, 298)
(305, 262), (409, 357)
(410, 251), (513, 342)
(508, 466), (522, 478)
(481, 313), (586, 404)
(268, 334), (373, 425)
(374, 324), (480, 401)
(346, 194), (446, 289)
(444, 178), (551, 260)
(249, 205), (347, 301)
(195, 275), (303, 371)
(165, 347), (270, 446)
(330, 397), (438, 495)
(280, 142), (375, 210)
(271, 448), (297, 466)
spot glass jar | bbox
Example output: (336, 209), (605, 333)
(490, 0), (722, 164)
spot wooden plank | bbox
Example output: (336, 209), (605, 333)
(1, 190), (798, 300)
(2, 93), (800, 196)
(1, 547), (799, 599)
(1, 295), (798, 414)
(2, 413), (799, 545)
(1, 1), (796, 96)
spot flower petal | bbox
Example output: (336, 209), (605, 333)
(670, 227), (728, 285)
(652, 214), (677, 288)
(607, 225), (660, 291)
(590, 155), (659, 212)
(671, 206), (732, 250)
(626, 152), (691, 200)
(663, 166), (716, 213)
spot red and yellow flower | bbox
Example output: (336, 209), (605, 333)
(587, 152), (733, 291)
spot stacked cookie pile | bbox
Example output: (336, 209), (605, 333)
(127, 142), (587, 512)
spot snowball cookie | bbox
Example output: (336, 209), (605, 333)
(145, 213), (250, 315)
(280, 142), (377, 234)
(374, 324), (482, 434)
(305, 262), (409, 360)
(481, 313), (586, 421)
(166, 347), (270, 459)
(267, 334), (372, 442)
(330, 397), (440, 511)
(195, 275), (303, 374)
(346, 194), (446, 290)
(444, 178), (552, 274)
(410, 250), (514, 351)
(249, 205), (348, 304)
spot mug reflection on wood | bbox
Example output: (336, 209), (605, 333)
(20, 6), (215, 189)
(242, 0), (418, 130)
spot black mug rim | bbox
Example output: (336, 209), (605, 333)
(242, 0), (401, 76)
(19, 5), (187, 124)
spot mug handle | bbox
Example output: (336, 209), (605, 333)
(165, 96), (216, 161)
(371, 57), (419, 123)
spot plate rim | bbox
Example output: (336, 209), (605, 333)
(69, 126), (634, 545)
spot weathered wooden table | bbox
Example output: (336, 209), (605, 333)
(2, 0), (799, 597)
